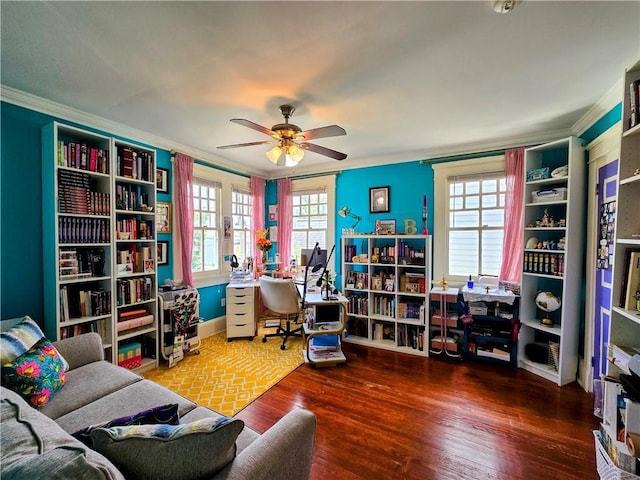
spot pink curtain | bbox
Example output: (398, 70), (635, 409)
(250, 176), (265, 262)
(174, 153), (194, 287)
(277, 178), (292, 265)
(499, 147), (525, 283)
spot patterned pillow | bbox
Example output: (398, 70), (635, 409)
(0, 316), (69, 371)
(72, 403), (180, 447)
(1, 337), (67, 408)
(90, 416), (244, 480)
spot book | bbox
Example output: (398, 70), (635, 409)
(623, 251), (640, 310)
(630, 80), (640, 129)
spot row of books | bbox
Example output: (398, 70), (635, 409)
(396, 241), (425, 260)
(59, 217), (110, 244)
(58, 169), (110, 215)
(397, 302), (423, 320)
(116, 146), (155, 182)
(619, 249), (640, 310)
(345, 271), (368, 290)
(523, 251), (565, 276)
(116, 246), (154, 274)
(115, 218), (154, 240)
(397, 324), (424, 350)
(115, 183), (150, 211)
(371, 272), (395, 292)
(345, 294), (368, 316)
(372, 321), (394, 341)
(629, 79), (640, 129)
(116, 277), (153, 306)
(344, 244), (358, 261)
(60, 319), (107, 341)
(372, 295), (395, 317)
(57, 140), (110, 174)
(59, 247), (106, 279)
(59, 286), (111, 322)
(346, 317), (368, 337)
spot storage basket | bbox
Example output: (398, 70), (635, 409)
(531, 187), (567, 203)
(593, 431), (640, 480)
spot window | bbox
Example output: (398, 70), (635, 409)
(192, 179), (221, 275)
(432, 156), (505, 283)
(231, 188), (252, 263)
(448, 173), (506, 277)
(288, 175), (336, 269)
(291, 190), (328, 261)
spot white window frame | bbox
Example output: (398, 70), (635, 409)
(187, 163), (250, 288)
(432, 155), (505, 286)
(291, 174), (336, 272)
(231, 186), (252, 265)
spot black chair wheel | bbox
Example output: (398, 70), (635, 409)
(249, 337), (254, 341)
(262, 337), (267, 343)
(280, 344), (286, 350)
(228, 338), (232, 342)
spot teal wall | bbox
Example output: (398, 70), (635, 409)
(0, 100), (623, 326)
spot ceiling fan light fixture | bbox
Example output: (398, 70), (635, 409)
(288, 144), (304, 162)
(265, 145), (282, 164)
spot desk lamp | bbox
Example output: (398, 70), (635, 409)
(338, 206), (361, 231)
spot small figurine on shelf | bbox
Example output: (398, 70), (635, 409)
(440, 276), (448, 290)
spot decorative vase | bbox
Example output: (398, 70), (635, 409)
(261, 250), (268, 264)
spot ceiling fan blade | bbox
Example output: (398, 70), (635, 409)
(298, 125), (346, 141)
(230, 119), (276, 137)
(301, 142), (348, 161)
(217, 140), (272, 150)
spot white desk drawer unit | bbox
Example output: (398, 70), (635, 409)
(226, 284), (256, 340)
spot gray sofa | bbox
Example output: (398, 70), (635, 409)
(1, 332), (316, 479)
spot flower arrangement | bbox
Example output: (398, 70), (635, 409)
(256, 229), (272, 252)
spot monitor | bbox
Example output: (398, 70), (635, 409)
(301, 248), (327, 268)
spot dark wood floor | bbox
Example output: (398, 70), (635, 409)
(236, 343), (599, 480)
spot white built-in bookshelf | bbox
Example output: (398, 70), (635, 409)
(517, 136), (585, 386)
(341, 234), (432, 356)
(42, 122), (158, 372)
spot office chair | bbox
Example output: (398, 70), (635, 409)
(259, 276), (303, 350)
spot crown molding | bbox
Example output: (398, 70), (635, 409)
(0, 85), (266, 177)
(572, 78), (623, 136)
(1, 84), (583, 181)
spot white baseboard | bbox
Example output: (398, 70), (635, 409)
(198, 316), (226, 339)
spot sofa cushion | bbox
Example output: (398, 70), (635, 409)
(0, 316), (69, 370)
(90, 416), (244, 480)
(72, 403), (180, 447)
(0, 386), (124, 480)
(181, 405), (259, 456)
(40, 360), (142, 420)
(55, 379), (197, 433)
(1, 337), (67, 408)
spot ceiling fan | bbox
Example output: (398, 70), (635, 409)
(217, 104), (347, 167)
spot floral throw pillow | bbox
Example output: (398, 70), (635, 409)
(1, 337), (67, 408)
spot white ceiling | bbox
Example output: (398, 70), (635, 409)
(2, 1), (639, 178)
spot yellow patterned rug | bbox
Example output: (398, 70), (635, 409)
(142, 328), (304, 416)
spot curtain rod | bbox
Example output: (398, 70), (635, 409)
(267, 170), (342, 182)
(419, 149), (506, 165)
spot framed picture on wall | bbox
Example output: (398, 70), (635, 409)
(157, 241), (169, 265)
(156, 202), (171, 233)
(370, 186), (390, 213)
(156, 167), (169, 194)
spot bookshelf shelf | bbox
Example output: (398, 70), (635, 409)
(518, 136), (585, 386)
(342, 234), (431, 356)
(42, 121), (159, 369)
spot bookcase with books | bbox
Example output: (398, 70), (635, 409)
(42, 122), (159, 372)
(596, 59), (640, 478)
(517, 136), (585, 386)
(341, 234), (431, 356)
(42, 123), (114, 356)
(113, 140), (158, 372)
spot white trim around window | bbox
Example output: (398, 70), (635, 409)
(181, 163), (250, 289)
(432, 155), (505, 286)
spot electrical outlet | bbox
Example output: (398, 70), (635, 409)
(221, 298), (226, 307)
